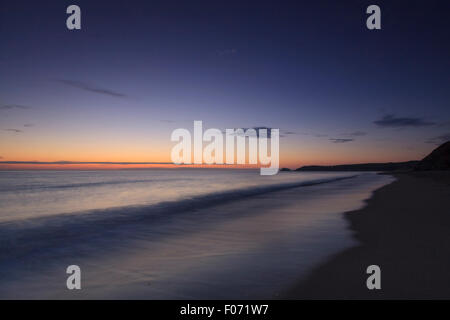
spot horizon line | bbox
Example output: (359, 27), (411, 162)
(0, 161), (262, 170)
(0, 161), (173, 165)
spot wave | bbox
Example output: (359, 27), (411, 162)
(0, 178), (184, 192)
(1, 174), (358, 227)
(0, 174), (358, 257)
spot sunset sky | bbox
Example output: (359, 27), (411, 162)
(1, 0), (450, 169)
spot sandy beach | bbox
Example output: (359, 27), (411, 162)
(285, 171), (450, 299)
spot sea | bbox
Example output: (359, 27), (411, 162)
(0, 169), (394, 299)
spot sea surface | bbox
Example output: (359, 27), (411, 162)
(0, 169), (394, 299)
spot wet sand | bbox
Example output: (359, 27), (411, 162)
(285, 171), (450, 299)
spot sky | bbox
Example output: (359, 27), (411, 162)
(1, 0), (450, 169)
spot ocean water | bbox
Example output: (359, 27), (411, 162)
(0, 169), (355, 222)
(0, 169), (394, 299)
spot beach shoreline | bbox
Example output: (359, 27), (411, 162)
(284, 171), (450, 299)
(0, 171), (390, 299)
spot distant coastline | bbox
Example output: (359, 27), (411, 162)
(294, 161), (419, 172)
(292, 140), (450, 172)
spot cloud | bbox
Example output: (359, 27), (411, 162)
(56, 79), (126, 98)
(374, 114), (435, 128)
(24, 123), (34, 127)
(253, 126), (273, 138)
(278, 130), (297, 138)
(224, 126), (275, 138)
(425, 133), (450, 145)
(0, 104), (31, 111)
(219, 127), (295, 138)
(0, 156), (3, 159)
(329, 138), (354, 143)
(160, 120), (176, 123)
(4, 129), (23, 133)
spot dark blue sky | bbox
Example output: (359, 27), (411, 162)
(1, 0), (450, 166)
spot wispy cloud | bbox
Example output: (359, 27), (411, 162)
(329, 138), (354, 143)
(0, 104), (31, 111)
(425, 133), (450, 145)
(374, 114), (435, 128)
(4, 128), (23, 133)
(253, 126), (273, 138)
(56, 79), (126, 98)
(225, 126), (276, 138)
(23, 123), (34, 127)
(279, 130), (297, 138)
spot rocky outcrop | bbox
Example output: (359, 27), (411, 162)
(415, 141), (450, 171)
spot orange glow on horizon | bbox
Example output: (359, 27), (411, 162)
(0, 137), (431, 170)
(0, 163), (262, 170)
